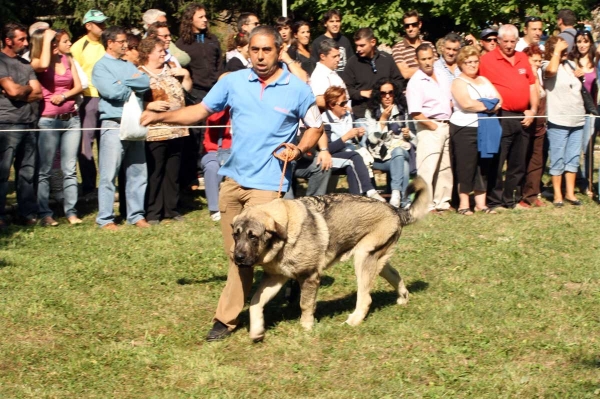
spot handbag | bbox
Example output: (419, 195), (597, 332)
(119, 92), (148, 141)
(564, 61), (599, 116)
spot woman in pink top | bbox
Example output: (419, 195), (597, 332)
(30, 28), (83, 226)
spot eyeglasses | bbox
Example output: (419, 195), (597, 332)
(370, 59), (377, 74)
(404, 22), (419, 29)
(247, 22), (260, 27)
(463, 60), (480, 65)
(112, 39), (127, 44)
(157, 34), (172, 39)
(380, 90), (394, 97)
(482, 37), (497, 43)
(335, 100), (349, 107)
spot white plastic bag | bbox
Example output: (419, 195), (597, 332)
(119, 92), (148, 141)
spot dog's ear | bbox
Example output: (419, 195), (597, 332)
(269, 221), (287, 240)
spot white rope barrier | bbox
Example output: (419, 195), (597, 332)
(0, 114), (596, 132)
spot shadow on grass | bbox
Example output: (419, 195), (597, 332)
(177, 275), (227, 285)
(0, 259), (10, 269)
(577, 356), (600, 368)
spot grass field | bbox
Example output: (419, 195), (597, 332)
(1, 188), (600, 398)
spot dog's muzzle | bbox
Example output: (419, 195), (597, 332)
(234, 253), (254, 268)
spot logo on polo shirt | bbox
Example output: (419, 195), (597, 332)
(274, 106), (291, 115)
(518, 68), (527, 75)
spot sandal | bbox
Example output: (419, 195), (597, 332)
(475, 207), (497, 214)
(457, 208), (473, 216)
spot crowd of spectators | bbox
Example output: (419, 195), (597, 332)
(0, 5), (598, 232)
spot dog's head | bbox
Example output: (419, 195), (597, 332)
(231, 209), (287, 268)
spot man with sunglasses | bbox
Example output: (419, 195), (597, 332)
(516, 16), (545, 52)
(71, 9), (108, 199)
(479, 28), (498, 55)
(392, 10), (437, 80)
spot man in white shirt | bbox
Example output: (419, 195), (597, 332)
(310, 38), (348, 110)
(515, 16), (545, 52)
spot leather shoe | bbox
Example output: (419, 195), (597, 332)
(40, 216), (59, 227)
(101, 222), (119, 231)
(134, 219), (151, 228)
(206, 321), (232, 342)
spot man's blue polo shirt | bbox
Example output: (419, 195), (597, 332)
(202, 66), (316, 192)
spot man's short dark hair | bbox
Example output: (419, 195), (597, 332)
(101, 26), (127, 49)
(403, 10), (420, 22)
(354, 27), (375, 42)
(248, 25), (283, 51)
(275, 16), (292, 29)
(444, 32), (462, 43)
(238, 12), (258, 33)
(321, 9), (342, 24)
(415, 43), (433, 57)
(557, 9), (576, 27)
(318, 38), (340, 56)
(2, 22), (27, 42)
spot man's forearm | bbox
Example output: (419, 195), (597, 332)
(297, 126), (324, 154)
(155, 102), (210, 125)
(411, 113), (437, 131)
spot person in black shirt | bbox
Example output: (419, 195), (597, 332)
(310, 9), (353, 73)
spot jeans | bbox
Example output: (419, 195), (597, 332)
(546, 122), (583, 176)
(577, 115), (596, 191)
(0, 126), (37, 220)
(200, 151), (223, 212)
(37, 116), (82, 218)
(287, 157), (331, 199)
(373, 147), (410, 206)
(97, 120), (147, 226)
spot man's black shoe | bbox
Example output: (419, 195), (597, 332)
(206, 321), (232, 342)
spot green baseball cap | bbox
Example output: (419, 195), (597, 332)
(83, 9), (108, 24)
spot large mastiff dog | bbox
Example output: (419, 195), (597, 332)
(232, 176), (429, 341)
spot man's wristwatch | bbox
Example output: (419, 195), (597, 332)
(319, 148), (329, 152)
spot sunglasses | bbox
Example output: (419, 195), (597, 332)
(482, 37), (497, 43)
(404, 22), (419, 29)
(335, 100), (349, 107)
(525, 16), (542, 23)
(380, 90), (394, 97)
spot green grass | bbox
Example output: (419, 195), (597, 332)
(1, 192), (600, 398)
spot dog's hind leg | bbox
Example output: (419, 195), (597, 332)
(297, 272), (321, 330)
(379, 263), (410, 305)
(345, 250), (379, 327)
(249, 273), (289, 342)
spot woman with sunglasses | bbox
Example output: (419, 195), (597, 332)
(30, 28), (83, 226)
(543, 36), (585, 206)
(323, 86), (385, 201)
(570, 30), (597, 197)
(449, 46), (502, 215)
(364, 78), (415, 208)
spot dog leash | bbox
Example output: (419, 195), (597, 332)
(272, 143), (299, 197)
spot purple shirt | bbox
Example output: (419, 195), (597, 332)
(406, 69), (452, 119)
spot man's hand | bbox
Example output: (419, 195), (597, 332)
(273, 143), (302, 162)
(360, 90), (372, 98)
(521, 110), (535, 127)
(140, 110), (159, 126)
(316, 150), (332, 171)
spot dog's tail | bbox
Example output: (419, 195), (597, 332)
(397, 175), (429, 226)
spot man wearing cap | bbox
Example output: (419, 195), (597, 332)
(516, 17), (545, 51)
(71, 9), (107, 197)
(392, 10), (437, 80)
(479, 28), (498, 55)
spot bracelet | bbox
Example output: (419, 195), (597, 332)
(319, 148), (329, 152)
(553, 53), (561, 57)
(61, 94), (66, 101)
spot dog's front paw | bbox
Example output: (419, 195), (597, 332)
(249, 328), (265, 342)
(345, 312), (365, 327)
(300, 319), (314, 331)
(396, 293), (409, 306)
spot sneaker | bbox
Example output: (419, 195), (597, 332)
(389, 190), (401, 208)
(210, 211), (221, 222)
(197, 177), (205, 189)
(531, 198), (547, 208)
(40, 216), (59, 227)
(366, 189), (386, 202)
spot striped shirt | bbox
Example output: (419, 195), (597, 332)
(391, 38), (438, 70)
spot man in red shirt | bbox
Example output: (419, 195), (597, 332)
(479, 24), (539, 210)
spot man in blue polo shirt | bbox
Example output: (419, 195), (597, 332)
(141, 26), (323, 341)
